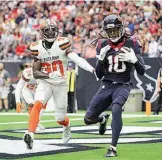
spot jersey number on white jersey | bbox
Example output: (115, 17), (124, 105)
(41, 60), (64, 76)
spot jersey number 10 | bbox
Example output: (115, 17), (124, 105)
(108, 55), (126, 72)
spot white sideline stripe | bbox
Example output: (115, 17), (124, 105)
(0, 138), (161, 154)
(15, 126), (162, 133)
(37, 138), (161, 144)
(0, 112), (162, 118)
(0, 113), (85, 116)
(150, 121), (162, 124)
(0, 118), (83, 125)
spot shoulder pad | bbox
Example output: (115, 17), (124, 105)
(96, 39), (108, 53)
(29, 41), (40, 56)
(22, 68), (33, 81)
(57, 37), (71, 50)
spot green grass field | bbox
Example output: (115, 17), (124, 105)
(0, 111), (162, 160)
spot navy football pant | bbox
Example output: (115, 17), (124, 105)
(84, 81), (131, 146)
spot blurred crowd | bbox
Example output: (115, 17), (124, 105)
(0, 0), (162, 60)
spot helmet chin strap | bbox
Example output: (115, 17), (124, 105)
(110, 37), (121, 42)
(45, 38), (56, 42)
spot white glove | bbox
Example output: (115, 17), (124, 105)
(119, 47), (138, 64)
(96, 45), (110, 61)
(49, 71), (62, 79)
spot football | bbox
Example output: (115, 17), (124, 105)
(119, 47), (131, 53)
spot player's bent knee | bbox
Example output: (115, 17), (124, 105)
(55, 115), (65, 122)
(84, 116), (95, 125)
(35, 99), (46, 106)
(34, 101), (44, 109)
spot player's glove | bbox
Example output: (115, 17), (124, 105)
(16, 103), (24, 113)
(96, 45), (110, 61)
(119, 47), (138, 64)
(49, 71), (62, 79)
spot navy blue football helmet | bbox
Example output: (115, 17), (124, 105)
(102, 14), (124, 42)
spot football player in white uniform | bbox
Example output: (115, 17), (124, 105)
(23, 19), (96, 149)
(15, 67), (46, 131)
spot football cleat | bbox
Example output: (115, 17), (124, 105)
(105, 147), (117, 157)
(99, 113), (110, 135)
(62, 125), (71, 143)
(23, 132), (34, 150)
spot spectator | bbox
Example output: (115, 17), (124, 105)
(148, 36), (159, 58)
(0, 1), (161, 59)
(15, 40), (28, 59)
(153, 68), (162, 115)
(0, 63), (10, 112)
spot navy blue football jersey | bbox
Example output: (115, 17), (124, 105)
(95, 37), (143, 83)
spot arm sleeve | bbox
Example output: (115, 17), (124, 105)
(15, 78), (26, 103)
(95, 60), (105, 79)
(67, 52), (94, 73)
(132, 40), (145, 76)
(95, 39), (105, 79)
(134, 54), (145, 76)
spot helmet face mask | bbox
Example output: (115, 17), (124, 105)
(39, 19), (59, 42)
(104, 27), (123, 38)
(103, 15), (124, 42)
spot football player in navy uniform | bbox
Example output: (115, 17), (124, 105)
(84, 14), (145, 157)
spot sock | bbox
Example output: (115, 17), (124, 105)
(57, 116), (70, 127)
(111, 103), (123, 147)
(100, 116), (106, 124)
(28, 101), (43, 132)
(110, 145), (116, 151)
(98, 114), (106, 123)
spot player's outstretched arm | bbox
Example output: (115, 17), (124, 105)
(134, 54), (145, 76)
(32, 57), (49, 79)
(67, 51), (95, 73)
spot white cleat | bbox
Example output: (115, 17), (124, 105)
(23, 131), (34, 149)
(62, 125), (71, 143)
(36, 123), (45, 132)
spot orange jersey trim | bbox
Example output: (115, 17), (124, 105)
(59, 41), (71, 50)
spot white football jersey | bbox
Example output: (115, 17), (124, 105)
(22, 68), (37, 90)
(15, 68), (37, 103)
(30, 37), (71, 85)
